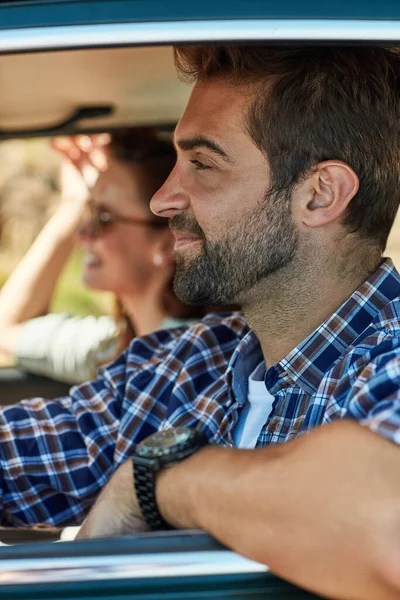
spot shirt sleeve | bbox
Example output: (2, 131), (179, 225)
(14, 313), (120, 384)
(0, 349), (128, 528)
(350, 353), (400, 445)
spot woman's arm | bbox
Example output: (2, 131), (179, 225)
(0, 196), (80, 328)
(0, 136), (105, 357)
(0, 192), (83, 360)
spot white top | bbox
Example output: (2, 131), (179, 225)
(232, 361), (275, 449)
(15, 312), (190, 385)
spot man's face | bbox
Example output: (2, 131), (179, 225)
(151, 77), (298, 305)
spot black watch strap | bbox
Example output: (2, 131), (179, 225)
(133, 456), (173, 531)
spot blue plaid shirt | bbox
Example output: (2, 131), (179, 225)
(1, 258), (400, 527)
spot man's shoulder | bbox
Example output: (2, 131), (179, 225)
(374, 295), (400, 335)
(125, 310), (249, 367)
(348, 295), (400, 353)
(321, 298), (400, 432)
(321, 296), (400, 390)
(326, 296), (400, 391)
(359, 296), (400, 357)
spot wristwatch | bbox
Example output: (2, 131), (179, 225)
(132, 427), (208, 531)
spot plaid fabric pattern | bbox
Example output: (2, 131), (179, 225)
(1, 259), (400, 526)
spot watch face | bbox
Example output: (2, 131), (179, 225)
(136, 427), (193, 457)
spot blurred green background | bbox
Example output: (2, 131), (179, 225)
(0, 250), (107, 317)
(0, 138), (112, 324)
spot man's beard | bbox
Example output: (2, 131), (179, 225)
(171, 187), (299, 306)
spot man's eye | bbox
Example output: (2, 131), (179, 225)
(190, 159), (211, 171)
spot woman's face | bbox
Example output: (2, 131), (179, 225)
(77, 159), (172, 294)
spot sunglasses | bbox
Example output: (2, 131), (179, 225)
(83, 201), (168, 237)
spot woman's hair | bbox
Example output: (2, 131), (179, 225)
(108, 127), (175, 228)
(174, 46), (400, 252)
(107, 128), (207, 341)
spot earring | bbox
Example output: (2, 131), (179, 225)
(153, 254), (163, 266)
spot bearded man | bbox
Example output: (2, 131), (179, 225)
(80, 46), (400, 599)
(1, 45), (400, 599)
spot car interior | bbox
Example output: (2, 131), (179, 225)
(0, 46), (189, 138)
(0, 44), (189, 403)
(0, 39), (311, 600)
(0, 1), (399, 598)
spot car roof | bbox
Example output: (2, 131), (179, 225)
(0, 0), (399, 138)
(1, 0), (400, 28)
(0, 46), (189, 137)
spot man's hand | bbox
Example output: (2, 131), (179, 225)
(79, 423), (400, 600)
(76, 443), (207, 540)
(77, 460), (149, 539)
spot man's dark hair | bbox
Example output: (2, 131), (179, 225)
(174, 46), (400, 251)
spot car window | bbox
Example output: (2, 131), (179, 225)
(0, 3), (399, 599)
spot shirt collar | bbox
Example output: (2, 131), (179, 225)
(227, 258), (400, 399)
(226, 330), (263, 406)
(277, 258), (400, 395)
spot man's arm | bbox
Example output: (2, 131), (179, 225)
(0, 351), (126, 527)
(78, 421), (400, 600)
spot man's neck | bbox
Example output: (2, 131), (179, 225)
(241, 252), (381, 369)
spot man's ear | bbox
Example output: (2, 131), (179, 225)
(298, 161), (359, 228)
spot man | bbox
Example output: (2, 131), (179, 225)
(0, 45), (399, 548)
(77, 45), (400, 600)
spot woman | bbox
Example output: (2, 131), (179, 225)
(0, 130), (201, 384)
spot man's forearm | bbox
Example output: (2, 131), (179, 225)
(157, 422), (400, 600)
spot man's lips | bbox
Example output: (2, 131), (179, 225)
(172, 231), (202, 250)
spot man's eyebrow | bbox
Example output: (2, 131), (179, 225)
(175, 136), (234, 163)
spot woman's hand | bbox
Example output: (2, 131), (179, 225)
(52, 134), (110, 189)
(50, 134), (111, 229)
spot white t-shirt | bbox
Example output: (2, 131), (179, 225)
(232, 361), (275, 449)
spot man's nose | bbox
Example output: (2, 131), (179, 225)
(150, 165), (189, 219)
